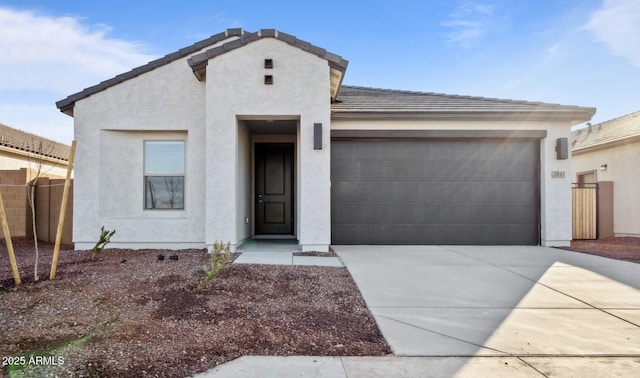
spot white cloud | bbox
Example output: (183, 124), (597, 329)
(586, 0), (640, 67)
(443, 1), (497, 48)
(0, 7), (157, 143)
(0, 7), (156, 93)
(543, 42), (565, 66)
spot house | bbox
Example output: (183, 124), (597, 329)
(56, 28), (595, 251)
(572, 112), (640, 238)
(0, 123), (70, 177)
(0, 123), (72, 242)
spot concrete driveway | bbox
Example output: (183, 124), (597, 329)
(333, 245), (640, 375)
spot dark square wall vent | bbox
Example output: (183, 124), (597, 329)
(264, 75), (273, 85)
(264, 59), (273, 69)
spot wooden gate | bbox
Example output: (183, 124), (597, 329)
(572, 183), (597, 239)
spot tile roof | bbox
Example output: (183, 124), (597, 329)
(55, 28), (593, 124)
(56, 29), (349, 114)
(56, 30), (236, 115)
(572, 111), (640, 152)
(187, 29), (348, 80)
(331, 86), (596, 122)
(0, 123), (71, 161)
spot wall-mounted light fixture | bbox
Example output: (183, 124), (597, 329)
(555, 138), (568, 160)
(599, 164), (608, 171)
(314, 123), (322, 150)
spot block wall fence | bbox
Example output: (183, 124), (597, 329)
(0, 168), (73, 245)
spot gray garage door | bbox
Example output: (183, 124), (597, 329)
(331, 139), (539, 245)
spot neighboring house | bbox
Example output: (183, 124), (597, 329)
(572, 112), (640, 237)
(56, 29), (595, 251)
(0, 123), (70, 178)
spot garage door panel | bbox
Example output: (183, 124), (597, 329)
(332, 140), (538, 162)
(333, 203), (537, 225)
(331, 139), (539, 245)
(332, 181), (536, 204)
(456, 183), (537, 203)
(333, 160), (537, 183)
(333, 141), (435, 161)
(332, 224), (537, 245)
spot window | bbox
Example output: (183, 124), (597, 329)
(144, 140), (184, 209)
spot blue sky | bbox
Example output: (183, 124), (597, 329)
(1, 0), (639, 144)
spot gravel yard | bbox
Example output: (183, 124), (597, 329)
(0, 239), (389, 377)
(561, 237), (640, 264)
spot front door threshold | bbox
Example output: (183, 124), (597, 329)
(238, 238), (301, 253)
(252, 235), (297, 240)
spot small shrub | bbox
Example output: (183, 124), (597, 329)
(92, 226), (116, 258)
(198, 241), (231, 290)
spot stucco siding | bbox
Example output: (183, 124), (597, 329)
(236, 121), (251, 243)
(72, 54), (207, 249)
(539, 123), (573, 246)
(205, 38), (331, 251)
(572, 142), (640, 237)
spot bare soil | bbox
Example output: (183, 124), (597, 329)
(561, 237), (640, 264)
(0, 239), (389, 377)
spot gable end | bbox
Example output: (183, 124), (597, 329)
(187, 29), (348, 101)
(55, 30), (236, 116)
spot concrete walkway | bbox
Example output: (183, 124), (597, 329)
(196, 245), (640, 377)
(233, 239), (342, 267)
(196, 355), (639, 377)
(234, 251), (343, 266)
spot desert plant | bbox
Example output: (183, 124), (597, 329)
(198, 241), (231, 289)
(92, 226), (116, 258)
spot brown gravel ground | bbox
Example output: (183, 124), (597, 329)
(560, 237), (640, 264)
(0, 239), (390, 377)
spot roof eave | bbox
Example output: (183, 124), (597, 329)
(329, 60), (348, 102)
(331, 110), (596, 122)
(57, 101), (75, 117)
(572, 133), (640, 155)
(0, 144), (69, 164)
